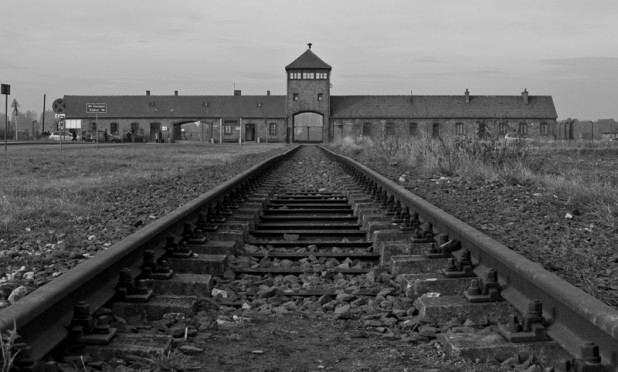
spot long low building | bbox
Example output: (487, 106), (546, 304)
(60, 45), (558, 143)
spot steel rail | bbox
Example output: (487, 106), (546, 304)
(320, 146), (618, 370)
(0, 145), (300, 361)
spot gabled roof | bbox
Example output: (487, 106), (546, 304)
(285, 48), (332, 71)
(330, 95), (557, 119)
(63, 95), (286, 119)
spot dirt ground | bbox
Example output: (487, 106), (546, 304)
(182, 312), (515, 372)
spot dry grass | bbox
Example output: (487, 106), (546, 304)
(331, 135), (618, 232)
(0, 143), (287, 238)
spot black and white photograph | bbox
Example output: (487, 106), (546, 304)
(1, 1), (617, 371)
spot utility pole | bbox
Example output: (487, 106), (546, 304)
(42, 94), (46, 134)
(1, 84), (9, 151)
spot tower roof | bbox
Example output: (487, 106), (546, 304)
(285, 46), (332, 71)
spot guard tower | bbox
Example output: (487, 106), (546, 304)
(285, 44), (332, 142)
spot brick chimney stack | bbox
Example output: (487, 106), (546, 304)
(522, 89), (529, 104)
(465, 89), (470, 103)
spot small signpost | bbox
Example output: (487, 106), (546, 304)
(87, 103), (107, 145)
(52, 99), (68, 150)
(86, 103), (107, 114)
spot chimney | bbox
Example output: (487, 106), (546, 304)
(522, 89), (529, 104)
(465, 89), (470, 103)
(174, 90), (178, 96)
(410, 90), (413, 104)
(234, 90), (241, 96)
(146, 90), (150, 96)
(267, 90), (271, 96)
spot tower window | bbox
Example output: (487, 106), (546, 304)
(289, 72), (301, 79)
(318, 93), (323, 101)
(316, 72), (328, 79)
(293, 93), (299, 101)
(302, 72), (315, 79)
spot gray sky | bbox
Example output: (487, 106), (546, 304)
(2, 0), (617, 120)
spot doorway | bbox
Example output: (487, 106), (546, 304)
(245, 123), (256, 141)
(150, 123), (161, 143)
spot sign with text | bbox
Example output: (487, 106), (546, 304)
(86, 103), (107, 113)
(1, 84), (9, 95)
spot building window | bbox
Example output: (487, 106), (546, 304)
(317, 93), (323, 101)
(432, 123), (440, 138)
(130, 123), (140, 133)
(289, 72), (301, 79)
(316, 72), (328, 79)
(269, 123), (277, 136)
(90, 122), (97, 131)
(110, 122), (118, 135)
(455, 122), (464, 135)
(385, 122), (394, 136)
(293, 93), (299, 101)
(302, 71), (315, 79)
(478, 122), (486, 138)
(518, 122), (528, 135)
(224, 125), (233, 135)
(362, 122), (371, 137)
(409, 122), (418, 136)
(499, 122), (508, 135)
(540, 122), (548, 135)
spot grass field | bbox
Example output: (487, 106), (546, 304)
(330, 136), (618, 232)
(0, 143), (288, 239)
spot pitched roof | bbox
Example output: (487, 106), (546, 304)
(63, 95), (286, 119)
(285, 49), (332, 71)
(330, 95), (557, 119)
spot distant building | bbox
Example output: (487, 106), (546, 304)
(61, 45), (558, 143)
(559, 119), (618, 140)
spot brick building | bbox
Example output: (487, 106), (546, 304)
(60, 45), (558, 143)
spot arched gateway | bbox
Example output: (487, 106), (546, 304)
(293, 112), (323, 142)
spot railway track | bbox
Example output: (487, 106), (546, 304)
(0, 145), (616, 371)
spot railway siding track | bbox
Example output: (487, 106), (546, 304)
(0, 145), (616, 371)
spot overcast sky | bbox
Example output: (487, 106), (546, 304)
(2, 0), (617, 121)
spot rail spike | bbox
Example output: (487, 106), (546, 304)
(497, 299), (549, 342)
(463, 268), (501, 303)
(115, 268), (153, 302)
(441, 249), (475, 277)
(69, 301), (118, 345)
(141, 249), (174, 280)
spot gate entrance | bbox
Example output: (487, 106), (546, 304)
(150, 123), (161, 142)
(245, 123), (256, 141)
(293, 112), (323, 143)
